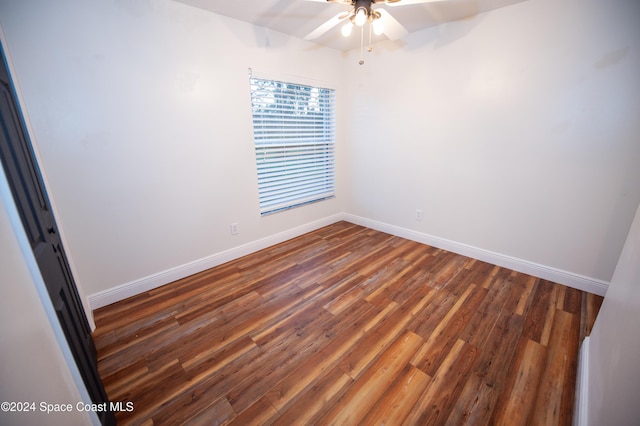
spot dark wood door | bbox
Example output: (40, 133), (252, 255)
(0, 49), (115, 426)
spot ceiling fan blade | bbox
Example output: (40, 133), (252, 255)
(387, 0), (445, 6)
(303, 0), (352, 4)
(377, 9), (408, 40)
(304, 12), (349, 40)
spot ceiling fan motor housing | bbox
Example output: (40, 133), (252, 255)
(354, 0), (373, 14)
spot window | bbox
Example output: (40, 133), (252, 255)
(249, 73), (335, 215)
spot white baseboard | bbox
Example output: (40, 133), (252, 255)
(574, 336), (590, 426)
(342, 213), (609, 296)
(88, 213), (344, 310)
(89, 211), (609, 311)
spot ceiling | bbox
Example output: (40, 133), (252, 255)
(173, 0), (527, 51)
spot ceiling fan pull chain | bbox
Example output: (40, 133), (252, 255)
(368, 20), (373, 53)
(359, 24), (365, 65)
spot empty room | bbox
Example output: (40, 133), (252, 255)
(1, 0), (639, 425)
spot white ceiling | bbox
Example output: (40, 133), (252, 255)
(173, 0), (527, 51)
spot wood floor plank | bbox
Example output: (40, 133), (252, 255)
(563, 286), (583, 315)
(522, 279), (554, 344)
(515, 276), (538, 316)
(317, 330), (424, 425)
(181, 335), (258, 375)
(93, 221), (603, 425)
(474, 263), (501, 290)
(100, 358), (149, 399)
(451, 310), (525, 425)
(492, 338), (547, 425)
(501, 272), (534, 317)
(458, 267), (513, 349)
(111, 358), (187, 424)
(180, 397), (236, 426)
(270, 365), (353, 425)
(444, 373), (490, 426)
(264, 299), (393, 412)
(540, 285), (560, 346)
(154, 282), (324, 370)
(362, 257), (415, 305)
(530, 309), (580, 426)
(555, 284), (567, 310)
(338, 286), (436, 380)
(360, 363), (431, 425)
(404, 338), (479, 425)
(226, 396), (277, 426)
(98, 318), (183, 378)
(411, 284), (484, 376)
(226, 327), (330, 414)
(408, 280), (468, 340)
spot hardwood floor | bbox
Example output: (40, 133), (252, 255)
(93, 221), (603, 425)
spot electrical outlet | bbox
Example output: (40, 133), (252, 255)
(230, 222), (239, 235)
(416, 209), (423, 221)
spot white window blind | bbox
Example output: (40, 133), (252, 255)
(249, 74), (335, 215)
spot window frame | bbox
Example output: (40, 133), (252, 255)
(249, 71), (336, 216)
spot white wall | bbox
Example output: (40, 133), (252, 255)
(344, 0), (640, 283)
(2, 0), (638, 421)
(1, 0), (639, 309)
(0, 0), (347, 303)
(585, 201), (640, 424)
(0, 165), (93, 425)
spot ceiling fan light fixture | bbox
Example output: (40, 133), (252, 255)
(303, 0), (424, 65)
(341, 21), (354, 37)
(354, 7), (367, 26)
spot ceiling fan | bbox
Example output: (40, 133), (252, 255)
(303, 0), (444, 64)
